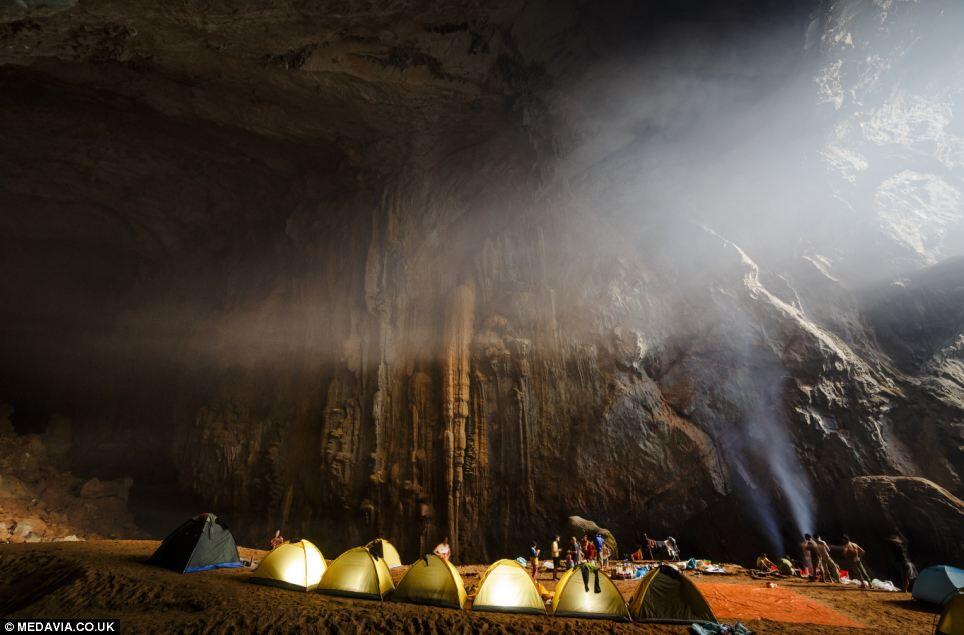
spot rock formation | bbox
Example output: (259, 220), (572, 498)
(0, 407), (141, 542)
(0, 0), (961, 566)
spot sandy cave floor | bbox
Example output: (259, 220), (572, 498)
(0, 541), (943, 634)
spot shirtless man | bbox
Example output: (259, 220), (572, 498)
(842, 534), (871, 588)
(815, 534), (840, 583)
(806, 534), (827, 581)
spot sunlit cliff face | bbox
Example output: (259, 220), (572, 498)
(0, 0), (961, 567)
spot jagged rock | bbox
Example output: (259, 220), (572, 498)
(0, 428), (141, 542)
(12, 517), (47, 541)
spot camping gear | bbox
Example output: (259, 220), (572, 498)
(471, 559), (546, 615)
(936, 593), (963, 635)
(318, 546), (395, 600)
(394, 554), (467, 609)
(628, 564), (717, 624)
(690, 622), (753, 635)
(251, 539), (326, 591)
(148, 513), (243, 573)
(914, 566), (964, 605)
(365, 538), (403, 568)
(551, 563), (630, 621)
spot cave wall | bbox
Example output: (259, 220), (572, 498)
(0, 0), (961, 565)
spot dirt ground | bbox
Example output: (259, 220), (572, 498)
(0, 541), (943, 634)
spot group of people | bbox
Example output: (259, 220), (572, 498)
(527, 533), (612, 580)
(755, 532), (918, 591)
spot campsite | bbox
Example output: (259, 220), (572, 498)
(0, 538), (952, 634)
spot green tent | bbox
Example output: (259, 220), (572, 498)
(628, 564), (716, 624)
(149, 513), (242, 573)
(914, 566), (964, 605)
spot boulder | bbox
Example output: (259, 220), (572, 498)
(835, 476), (964, 571)
(11, 516), (47, 541)
(567, 516), (618, 557)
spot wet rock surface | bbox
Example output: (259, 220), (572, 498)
(0, 0), (961, 566)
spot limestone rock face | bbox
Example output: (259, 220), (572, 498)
(0, 0), (961, 566)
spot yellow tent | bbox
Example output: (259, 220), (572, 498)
(251, 539), (326, 591)
(937, 593), (963, 635)
(471, 559), (546, 615)
(552, 563), (630, 621)
(317, 547), (395, 600)
(628, 565), (716, 624)
(365, 538), (403, 569)
(394, 554), (467, 609)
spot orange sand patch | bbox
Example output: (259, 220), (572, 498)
(697, 581), (865, 628)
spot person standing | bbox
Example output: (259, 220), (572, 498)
(799, 534), (814, 579)
(600, 542), (612, 569)
(806, 534), (827, 582)
(570, 536), (583, 564)
(583, 535), (596, 562)
(529, 541), (541, 580)
(551, 535), (562, 580)
(842, 535), (872, 588)
(887, 534), (918, 592)
(434, 536), (451, 561)
(594, 533), (605, 564)
(815, 535), (840, 583)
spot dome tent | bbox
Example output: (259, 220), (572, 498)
(936, 593), (963, 635)
(394, 554), (467, 609)
(365, 538), (403, 568)
(913, 566), (964, 605)
(471, 559), (546, 615)
(317, 546), (395, 600)
(551, 563), (630, 621)
(251, 539), (326, 591)
(148, 513), (243, 573)
(628, 564), (716, 624)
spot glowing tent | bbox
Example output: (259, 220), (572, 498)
(471, 559), (546, 615)
(317, 547), (395, 600)
(551, 563), (630, 621)
(365, 538), (403, 569)
(394, 554), (467, 609)
(251, 539), (326, 591)
(628, 565), (716, 624)
(936, 593), (963, 635)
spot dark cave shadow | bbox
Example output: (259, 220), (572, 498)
(884, 597), (940, 614)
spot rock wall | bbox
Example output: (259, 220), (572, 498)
(0, 0), (961, 566)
